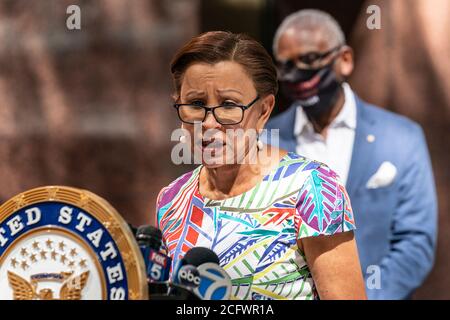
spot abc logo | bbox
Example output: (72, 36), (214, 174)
(177, 265), (200, 287)
(195, 263), (231, 300)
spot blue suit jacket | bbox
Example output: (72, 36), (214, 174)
(265, 95), (438, 299)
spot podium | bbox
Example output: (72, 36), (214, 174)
(0, 186), (148, 300)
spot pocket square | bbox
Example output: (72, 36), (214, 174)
(366, 161), (397, 189)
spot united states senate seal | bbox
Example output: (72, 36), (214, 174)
(0, 186), (148, 300)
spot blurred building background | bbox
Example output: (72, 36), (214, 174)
(0, 0), (448, 298)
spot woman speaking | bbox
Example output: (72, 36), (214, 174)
(156, 31), (366, 300)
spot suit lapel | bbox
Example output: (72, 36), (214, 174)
(279, 105), (297, 139)
(346, 96), (377, 196)
(277, 104), (298, 152)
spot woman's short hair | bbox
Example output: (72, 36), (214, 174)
(170, 31), (278, 99)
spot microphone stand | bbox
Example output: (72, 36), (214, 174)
(148, 282), (201, 300)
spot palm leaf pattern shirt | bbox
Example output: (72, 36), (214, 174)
(156, 152), (355, 300)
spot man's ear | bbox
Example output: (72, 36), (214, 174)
(337, 46), (354, 78)
(256, 94), (275, 131)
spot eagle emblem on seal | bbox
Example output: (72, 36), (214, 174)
(7, 270), (89, 300)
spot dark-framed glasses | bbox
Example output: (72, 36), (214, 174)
(173, 96), (260, 125)
(277, 45), (342, 72)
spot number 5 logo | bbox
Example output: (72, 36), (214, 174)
(149, 263), (162, 281)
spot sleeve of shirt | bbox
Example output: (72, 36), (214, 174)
(295, 164), (356, 240)
(154, 186), (170, 255)
(154, 187), (167, 229)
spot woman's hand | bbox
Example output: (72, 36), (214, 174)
(300, 231), (367, 300)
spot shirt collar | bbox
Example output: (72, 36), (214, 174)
(294, 82), (357, 136)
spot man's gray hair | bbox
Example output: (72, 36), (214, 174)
(273, 9), (346, 56)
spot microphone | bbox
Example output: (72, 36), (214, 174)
(135, 225), (171, 295)
(168, 251), (202, 300)
(170, 247), (231, 300)
(195, 262), (232, 300)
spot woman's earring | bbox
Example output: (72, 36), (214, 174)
(256, 134), (263, 151)
(179, 135), (186, 143)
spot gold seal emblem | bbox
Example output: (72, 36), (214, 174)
(0, 186), (148, 300)
(7, 270), (89, 300)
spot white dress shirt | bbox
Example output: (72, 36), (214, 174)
(294, 82), (357, 185)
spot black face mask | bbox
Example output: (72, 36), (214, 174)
(280, 60), (342, 115)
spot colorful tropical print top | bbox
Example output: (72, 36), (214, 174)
(156, 152), (355, 300)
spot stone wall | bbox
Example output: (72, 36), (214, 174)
(0, 0), (199, 226)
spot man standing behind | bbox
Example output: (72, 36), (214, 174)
(266, 9), (437, 299)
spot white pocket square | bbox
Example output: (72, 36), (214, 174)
(366, 161), (397, 189)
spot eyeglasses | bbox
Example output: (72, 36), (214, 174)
(277, 46), (342, 72)
(173, 96), (260, 125)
